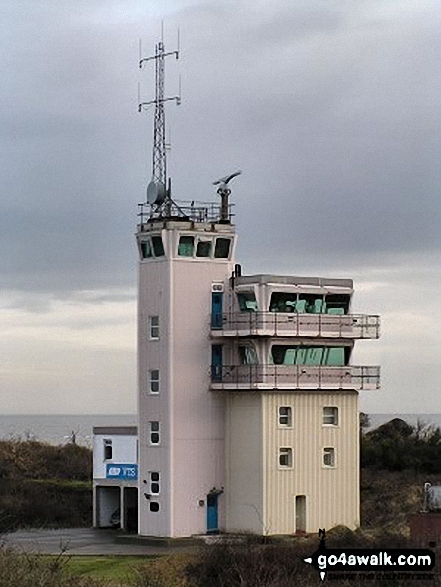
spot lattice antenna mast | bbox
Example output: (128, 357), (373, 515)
(138, 30), (180, 210)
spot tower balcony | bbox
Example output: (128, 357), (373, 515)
(211, 312), (380, 339)
(210, 364), (380, 392)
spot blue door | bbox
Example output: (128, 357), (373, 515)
(211, 292), (223, 329)
(211, 345), (223, 382)
(207, 493), (218, 533)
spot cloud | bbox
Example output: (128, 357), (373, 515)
(0, 0), (439, 414)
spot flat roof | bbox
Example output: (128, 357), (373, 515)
(236, 274), (353, 289)
(93, 426), (138, 436)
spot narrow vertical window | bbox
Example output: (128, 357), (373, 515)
(214, 238), (231, 259)
(149, 422), (160, 445)
(140, 239), (153, 259)
(278, 406), (292, 427)
(279, 447), (293, 468)
(323, 447), (336, 467)
(149, 316), (159, 340)
(149, 471), (160, 495)
(323, 407), (338, 426)
(149, 370), (160, 394)
(151, 235), (165, 257)
(103, 439), (112, 460)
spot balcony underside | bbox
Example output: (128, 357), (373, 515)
(210, 365), (380, 392)
(211, 312), (380, 339)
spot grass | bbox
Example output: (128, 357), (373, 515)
(64, 556), (158, 582)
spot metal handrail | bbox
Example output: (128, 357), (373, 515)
(210, 364), (380, 390)
(211, 312), (380, 339)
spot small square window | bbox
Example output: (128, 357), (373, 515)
(278, 406), (292, 427)
(323, 407), (338, 426)
(149, 422), (160, 445)
(323, 447), (335, 467)
(214, 238), (231, 259)
(279, 447), (293, 468)
(149, 370), (159, 394)
(151, 235), (165, 257)
(104, 439), (112, 460)
(149, 502), (160, 512)
(149, 316), (159, 340)
(140, 239), (152, 259)
(196, 239), (212, 257)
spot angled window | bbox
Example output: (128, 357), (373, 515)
(278, 406), (292, 427)
(298, 294), (324, 314)
(149, 370), (160, 394)
(214, 238), (231, 259)
(323, 447), (336, 467)
(238, 345), (258, 365)
(151, 235), (165, 257)
(269, 292), (297, 313)
(149, 316), (159, 340)
(140, 239), (153, 259)
(196, 239), (212, 257)
(325, 294), (350, 315)
(149, 421), (160, 445)
(103, 439), (112, 460)
(279, 447), (293, 468)
(149, 502), (160, 512)
(323, 407), (338, 426)
(149, 471), (160, 495)
(237, 292), (258, 312)
(178, 235), (195, 257)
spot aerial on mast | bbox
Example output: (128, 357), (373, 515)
(138, 27), (181, 213)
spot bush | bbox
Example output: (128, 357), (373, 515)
(362, 419), (441, 473)
(0, 547), (104, 587)
(0, 440), (92, 532)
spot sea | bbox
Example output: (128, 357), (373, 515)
(0, 414), (137, 447)
(0, 413), (440, 446)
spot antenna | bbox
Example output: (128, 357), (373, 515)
(213, 170), (242, 222)
(139, 29), (181, 210)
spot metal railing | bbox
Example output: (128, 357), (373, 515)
(138, 200), (234, 226)
(210, 364), (380, 391)
(211, 312), (380, 339)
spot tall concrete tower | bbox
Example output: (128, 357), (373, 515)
(136, 205), (237, 537)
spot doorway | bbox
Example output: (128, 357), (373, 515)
(123, 487), (138, 533)
(295, 495), (306, 533)
(206, 493), (219, 533)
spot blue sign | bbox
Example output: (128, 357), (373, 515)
(106, 463), (138, 480)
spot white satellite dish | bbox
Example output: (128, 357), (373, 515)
(147, 180), (166, 205)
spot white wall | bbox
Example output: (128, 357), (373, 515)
(93, 433), (137, 479)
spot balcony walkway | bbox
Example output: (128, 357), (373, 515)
(210, 364), (380, 391)
(211, 312), (380, 339)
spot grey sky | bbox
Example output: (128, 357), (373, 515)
(1, 0), (440, 414)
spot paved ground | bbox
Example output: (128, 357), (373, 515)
(1, 528), (191, 555)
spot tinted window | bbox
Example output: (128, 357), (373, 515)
(214, 238), (231, 258)
(141, 240), (153, 259)
(269, 292), (297, 313)
(151, 236), (165, 257)
(196, 240), (212, 257)
(149, 502), (160, 512)
(178, 235), (194, 257)
(271, 345), (348, 365)
(325, 294), (350, 315)
(237, 292), (258, 311)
